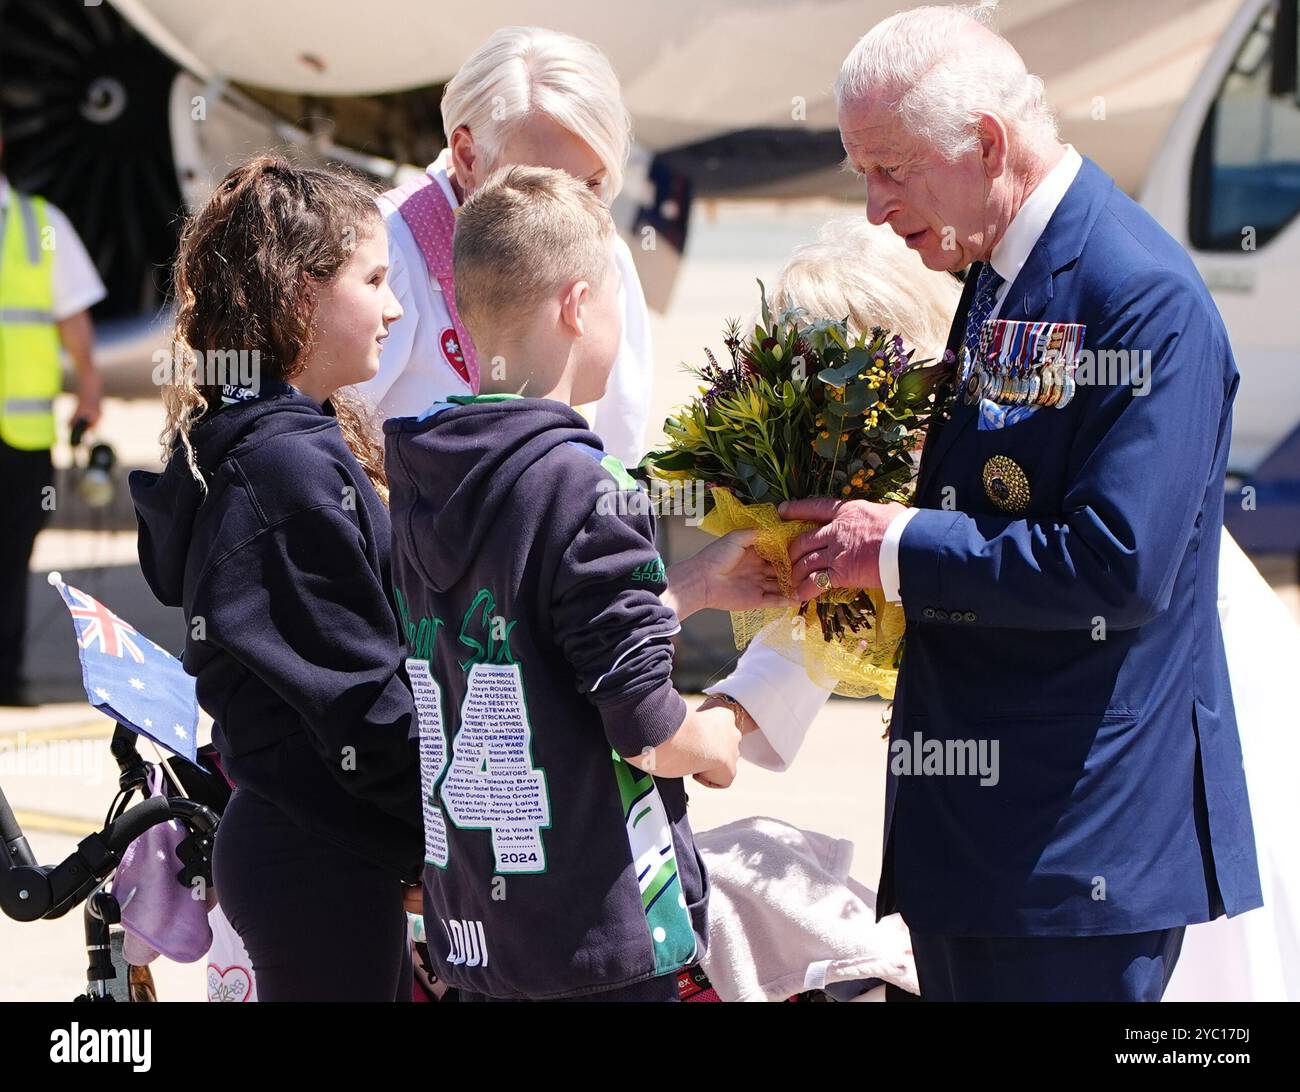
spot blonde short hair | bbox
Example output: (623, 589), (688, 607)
(441, 26), (632, 202)
(770, 217), (961, 361)
(453, 165), (615, 343)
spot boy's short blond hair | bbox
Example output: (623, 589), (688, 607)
(453, 165), (615, 344)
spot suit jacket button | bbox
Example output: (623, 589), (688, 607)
(964, 611), (977, 622)
(935, 609), (949, 621)
(923, 607), (936, 619)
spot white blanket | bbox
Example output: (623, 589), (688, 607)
(697, 816), (917, 1002)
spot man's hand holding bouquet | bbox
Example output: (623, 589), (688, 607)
(646, 285), (949, 698)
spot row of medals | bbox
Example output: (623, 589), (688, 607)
(963, 352), (1077, 409)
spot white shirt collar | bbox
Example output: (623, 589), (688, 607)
(988, 144), (1082, 287)
(0, 175), (9, 209)
(426, 148), (460, 211)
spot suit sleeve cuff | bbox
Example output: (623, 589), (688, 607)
(879, 507), (921, 603)
(897, 507), (967, 621)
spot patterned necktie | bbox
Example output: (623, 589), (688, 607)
(962, 262), (1005, 368)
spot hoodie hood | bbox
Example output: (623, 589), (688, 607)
(129, 382), (335, 606)
(384, 396), (601, 593)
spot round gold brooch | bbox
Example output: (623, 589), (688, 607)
(982, 455), (1030, 513)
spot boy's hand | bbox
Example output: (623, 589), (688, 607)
(692, 706), (741, 788)
(693, 745), (739, 789)
(670, 530), (793, 619)
(693, 762), (737, 789)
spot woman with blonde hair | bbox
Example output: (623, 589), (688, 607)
(353, 25), (653, 467)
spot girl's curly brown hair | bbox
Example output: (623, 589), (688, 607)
(161, 154), (389, 500)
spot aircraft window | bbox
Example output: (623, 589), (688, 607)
(1190, 0), (1300, 250)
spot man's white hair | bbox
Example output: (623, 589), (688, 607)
(440, 26), (631, 202)
(835, 2), (1058, 160)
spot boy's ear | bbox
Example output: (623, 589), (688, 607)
(559, 279), (592, 338)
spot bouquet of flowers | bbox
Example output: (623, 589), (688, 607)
(646, 283), (949, 698)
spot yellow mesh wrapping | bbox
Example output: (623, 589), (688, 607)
(699, 489), (904, 699)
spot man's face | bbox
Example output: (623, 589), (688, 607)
(839, 95), (993, 271)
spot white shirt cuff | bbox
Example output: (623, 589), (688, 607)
(705, 623), (833, 771)
(879, 507), (921, 604)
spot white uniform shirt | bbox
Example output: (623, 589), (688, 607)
(0, 174), (107, 319)
(350, 150), (654, 467)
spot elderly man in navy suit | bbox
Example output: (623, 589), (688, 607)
(781, 5), (1263, 1001)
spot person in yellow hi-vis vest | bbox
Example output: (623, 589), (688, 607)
(0, 117), (106, 705)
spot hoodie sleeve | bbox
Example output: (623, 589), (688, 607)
(550, 492), (687, 759)
(189, 502), (419, 829)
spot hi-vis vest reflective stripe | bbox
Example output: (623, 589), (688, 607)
(0, 193), (61, 450)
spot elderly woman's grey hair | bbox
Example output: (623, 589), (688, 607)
(835, 2), (1059, 161)
(769, 217), (962, 363)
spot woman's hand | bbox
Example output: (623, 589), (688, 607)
(664, 530), (793, 620)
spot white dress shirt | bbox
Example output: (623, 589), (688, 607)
(350, 149), (654, 467)
(877, 145), (1084, 602)
(0, 175), (107, 320)
(712, 146), (1084, 770)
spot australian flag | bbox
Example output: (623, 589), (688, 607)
(48, 572), (199, 764)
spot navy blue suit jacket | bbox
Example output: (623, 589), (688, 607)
(880, 157), (1263, 936)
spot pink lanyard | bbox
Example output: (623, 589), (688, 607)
(385, 174), (480, 391)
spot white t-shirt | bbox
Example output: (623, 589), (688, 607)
(0, 174), (107, 320)
(350, 150), (653, 468)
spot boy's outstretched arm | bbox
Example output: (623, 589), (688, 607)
(552, 487), (759, 789)
(624, 701), (742, 785)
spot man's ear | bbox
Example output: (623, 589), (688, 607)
(977, 113), (1009, 180)
(559, 279), (592, 338)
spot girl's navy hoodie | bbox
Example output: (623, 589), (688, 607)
(130, 382), (421, 880)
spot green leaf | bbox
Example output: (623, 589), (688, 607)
(813, 430), (840, 459)
(647, 448), (698, 472)
(757, 279), (773, 329)
(846, 346), (873, 373)
(895, 363), (946, 403)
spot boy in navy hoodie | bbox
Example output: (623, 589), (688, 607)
(384, 166), (787, 1001)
